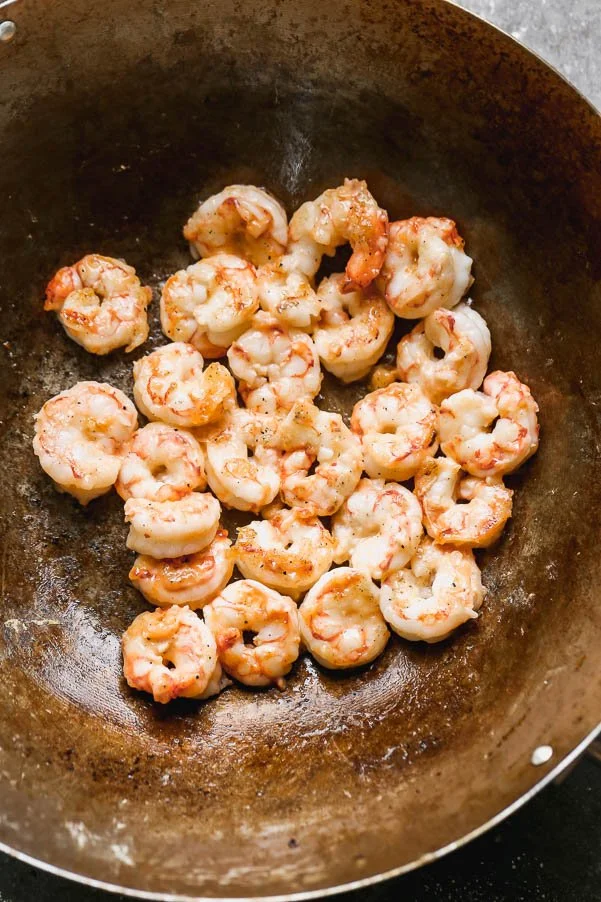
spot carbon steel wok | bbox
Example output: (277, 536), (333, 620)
(0, 0), (600, 897)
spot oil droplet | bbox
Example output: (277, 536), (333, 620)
(531, 745), (553, 766)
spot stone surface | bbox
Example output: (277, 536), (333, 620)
(455, 0), (601, 109)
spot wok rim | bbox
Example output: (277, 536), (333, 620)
(1, 0), (600, 897)
(1, 722), (599, 900)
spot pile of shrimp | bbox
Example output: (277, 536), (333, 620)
(33, 181), (540, 705)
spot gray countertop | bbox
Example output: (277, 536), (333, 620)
(455, 0), (600, 108)
(1, 2), (599, 901)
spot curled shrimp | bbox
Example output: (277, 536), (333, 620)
(331, 478), (423, 581)
(439, 370), (540, 478)
(379, 217), (473, 318)
(45, 254), (151, 354)
(227, 312), (322, 416)
(203, 408), (281, 512)
(124, 492), (221, 558)
(183, 185), (288, 267)
(133, 342), (235, 428)
(235, 508), (334, 599)
(298, 567), (389, 669)
(204, 579), (300, 688)
(380, 538), (485, 643)
(129, 529), (234, 609)
(351, 382), (438, 481)
(257, 264), (321, 331)
(312, 274), (394, 383)
(288, 179), (388, 288)
(116, 423), (205, 501)
(33, 381), (138, 505)
(396, 303), (491, 405)
(122, 605), (226, 703)
(160, 254), (259, 357)
(414, 456), (513, 548)
(275, 399), (364, 516)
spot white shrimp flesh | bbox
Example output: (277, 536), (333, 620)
(33, 381), (138, 505)
(116, 422), (206, 501)
(124, 492), (221, 558)
(380, 538), (485, 642)
(298, 568), (389, 669)
(439, 370), (539, 477)
(287, 179), (388, 288)
(227, 311), (322, 416)
(414, 456), (513, 548)
(396, 302), (491, 405)
(129, 529), (234, 609)
(45, 254), (151, 354)
(235, 508), (334, 599)
(379, 217), (473, 318)
(204, 579), (300, 688)
(122, 605), (226, 703)
(274, 399), (364, 516)
(312, 273), (394, 383)
(331, 478), (423, 581)
(133, 342), (235, 428)
(183, 185), (288, 266)
(160, 254), (259, 357)
(351, 381), (438, 481)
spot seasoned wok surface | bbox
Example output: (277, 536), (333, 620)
(0, 0), (600, 895)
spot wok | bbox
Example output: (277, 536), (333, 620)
(0, 0), (600, 897)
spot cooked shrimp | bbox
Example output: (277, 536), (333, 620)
(203, 408), (281, 512)
(275, 399), (363, 516)
(160, 254), (259, 357)
(183, 185), (288, 267)
(227, 312), (322, 416)
(124, 492), (221, 558)
(351, 382), (438, 481)
(45, 254), (151, 354)
(133, 342), (235, 428)
(116, 423), (205, 501)
(312, 274), (394, 383)
(204, 580), (300, 688)
(331, 478), (423, 581)
(288, 179), (388, 288)
(257, 264), (320, 330)
(414, 456), (513, 548)
(369, 364), (399, 391)
(201, 658), (233, 700)
(235, 508), (334, 599)
(298, 568), (389, 669)
(129, 529), (234, 609)
(380, 538), (485, 643)
(379, 217), (473, 318)
(33, 381), (137, 505)
(122, 605), (223, 703)
(439, 371), (540, 478)
(396, 303), (491, 405)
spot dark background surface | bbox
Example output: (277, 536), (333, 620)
(0, 756), (600, 901)
(1, 0), (599, 899)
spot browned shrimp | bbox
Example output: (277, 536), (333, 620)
(298, 568), (389, 669)
(129, 530), (234, 609)
(287, 179), (388, 288)
(439, 371), (539, 477)
(122, 605), (226, 704)
(133, 342), (236, 428)
(45, 254), (151, 354)
(204, 580), (301, 688)
(414, 456), (513, 548)
(379, 217), (472, 318)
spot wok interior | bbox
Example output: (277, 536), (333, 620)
(0, 0), (600, 896)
